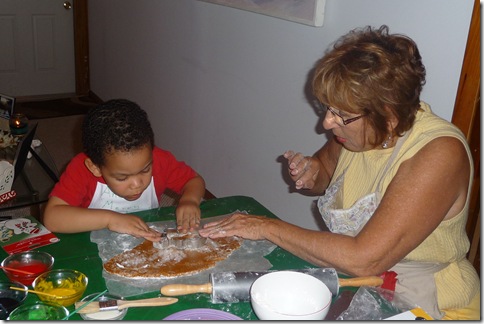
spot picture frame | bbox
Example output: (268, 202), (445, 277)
(200, 0), (326, 27)
(0, 94), (15, 132)
(0, 94), (15, 120)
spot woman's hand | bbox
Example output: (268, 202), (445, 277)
(198, 213), (271, 240)
(283, 151), (320, 190)
(176, 201), (202, 233)
(107, 213), (162, 242)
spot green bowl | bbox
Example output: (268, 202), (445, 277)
(7, 301), (69, 320)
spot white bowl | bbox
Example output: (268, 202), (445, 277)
(250, 270), (332, 320)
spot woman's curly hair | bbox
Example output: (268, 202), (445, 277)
(82, 99), (155, 166)
(312, 25), (426, 145)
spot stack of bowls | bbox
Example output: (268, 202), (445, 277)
(1, 251), (54, 286)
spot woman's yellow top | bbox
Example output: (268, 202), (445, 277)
(331, 102), (479, 311)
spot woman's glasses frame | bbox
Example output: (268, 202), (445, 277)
(318, 103), (365, 126)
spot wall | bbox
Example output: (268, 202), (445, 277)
(88, 0), (473, 230)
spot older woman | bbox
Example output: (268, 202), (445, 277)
(199, 25), (479, 320)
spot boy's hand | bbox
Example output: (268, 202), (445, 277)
(107, 213), (162, 242)
(176, 201), (201, 233)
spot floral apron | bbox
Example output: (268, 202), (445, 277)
(317, 132), (446, 319)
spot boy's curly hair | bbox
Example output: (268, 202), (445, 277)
(82, 99), (155, 166)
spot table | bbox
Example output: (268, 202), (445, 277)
(0, 135), (59, 219)
(0, 196), (358, 320)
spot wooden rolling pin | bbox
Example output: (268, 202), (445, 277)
(160, 268), (383, 303)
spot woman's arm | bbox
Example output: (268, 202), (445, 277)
(201, 137), (470, 277)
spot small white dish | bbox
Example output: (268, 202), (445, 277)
(79, 292), (127, 321)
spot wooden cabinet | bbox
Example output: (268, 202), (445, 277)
(451, 0), (480, 275)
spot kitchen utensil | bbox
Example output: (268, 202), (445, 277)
(153, 228), (207, 250)
(160, 268), (383, 303)
(9, 286), (58, 298)
(74, 297), (179, 314)
(65, 289), (109, 320)
(0, 266), (35, 275)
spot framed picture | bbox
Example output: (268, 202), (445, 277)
(0, 94), (15, 132)
(201, 0), (326, 27)
(0, 94), (14, 120)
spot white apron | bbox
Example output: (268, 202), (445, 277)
(317, 132), (446, 319)
(88, 178), (158, 213)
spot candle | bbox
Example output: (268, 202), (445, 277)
(9, 113), (28, 135)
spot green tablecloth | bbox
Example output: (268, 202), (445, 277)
(0, 195), (353, 320)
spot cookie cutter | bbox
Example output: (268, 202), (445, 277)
(153, 228), (207, 250)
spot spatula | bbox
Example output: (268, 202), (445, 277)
(74, 297), (178, 314)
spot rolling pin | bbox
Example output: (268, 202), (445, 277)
(160, 268), (383, 303)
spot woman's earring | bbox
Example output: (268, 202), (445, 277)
(382, 136), (392, 149)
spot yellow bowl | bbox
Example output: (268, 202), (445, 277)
(32, 269), (88, 307)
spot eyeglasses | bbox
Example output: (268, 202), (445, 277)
(319, 104), (365, 126)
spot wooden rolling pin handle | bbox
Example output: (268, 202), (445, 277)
(118, 297), (178, 309)
(160, 283), (213, 296)
(338, 276), (384, 287)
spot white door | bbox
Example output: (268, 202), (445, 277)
(0, 0), (76, 98)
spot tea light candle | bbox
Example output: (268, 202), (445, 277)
(9, 113), (29, 135)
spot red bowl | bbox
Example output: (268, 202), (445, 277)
(1, 251), (54, 286)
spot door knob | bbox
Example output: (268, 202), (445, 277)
(63, 1), (72, 10)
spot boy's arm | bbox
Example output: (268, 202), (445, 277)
(176, 174), (206, 233)
(43, 196), (162, 241)
(179, 174), (206, 205)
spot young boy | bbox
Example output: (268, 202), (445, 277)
(43, 99), (206, 241)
